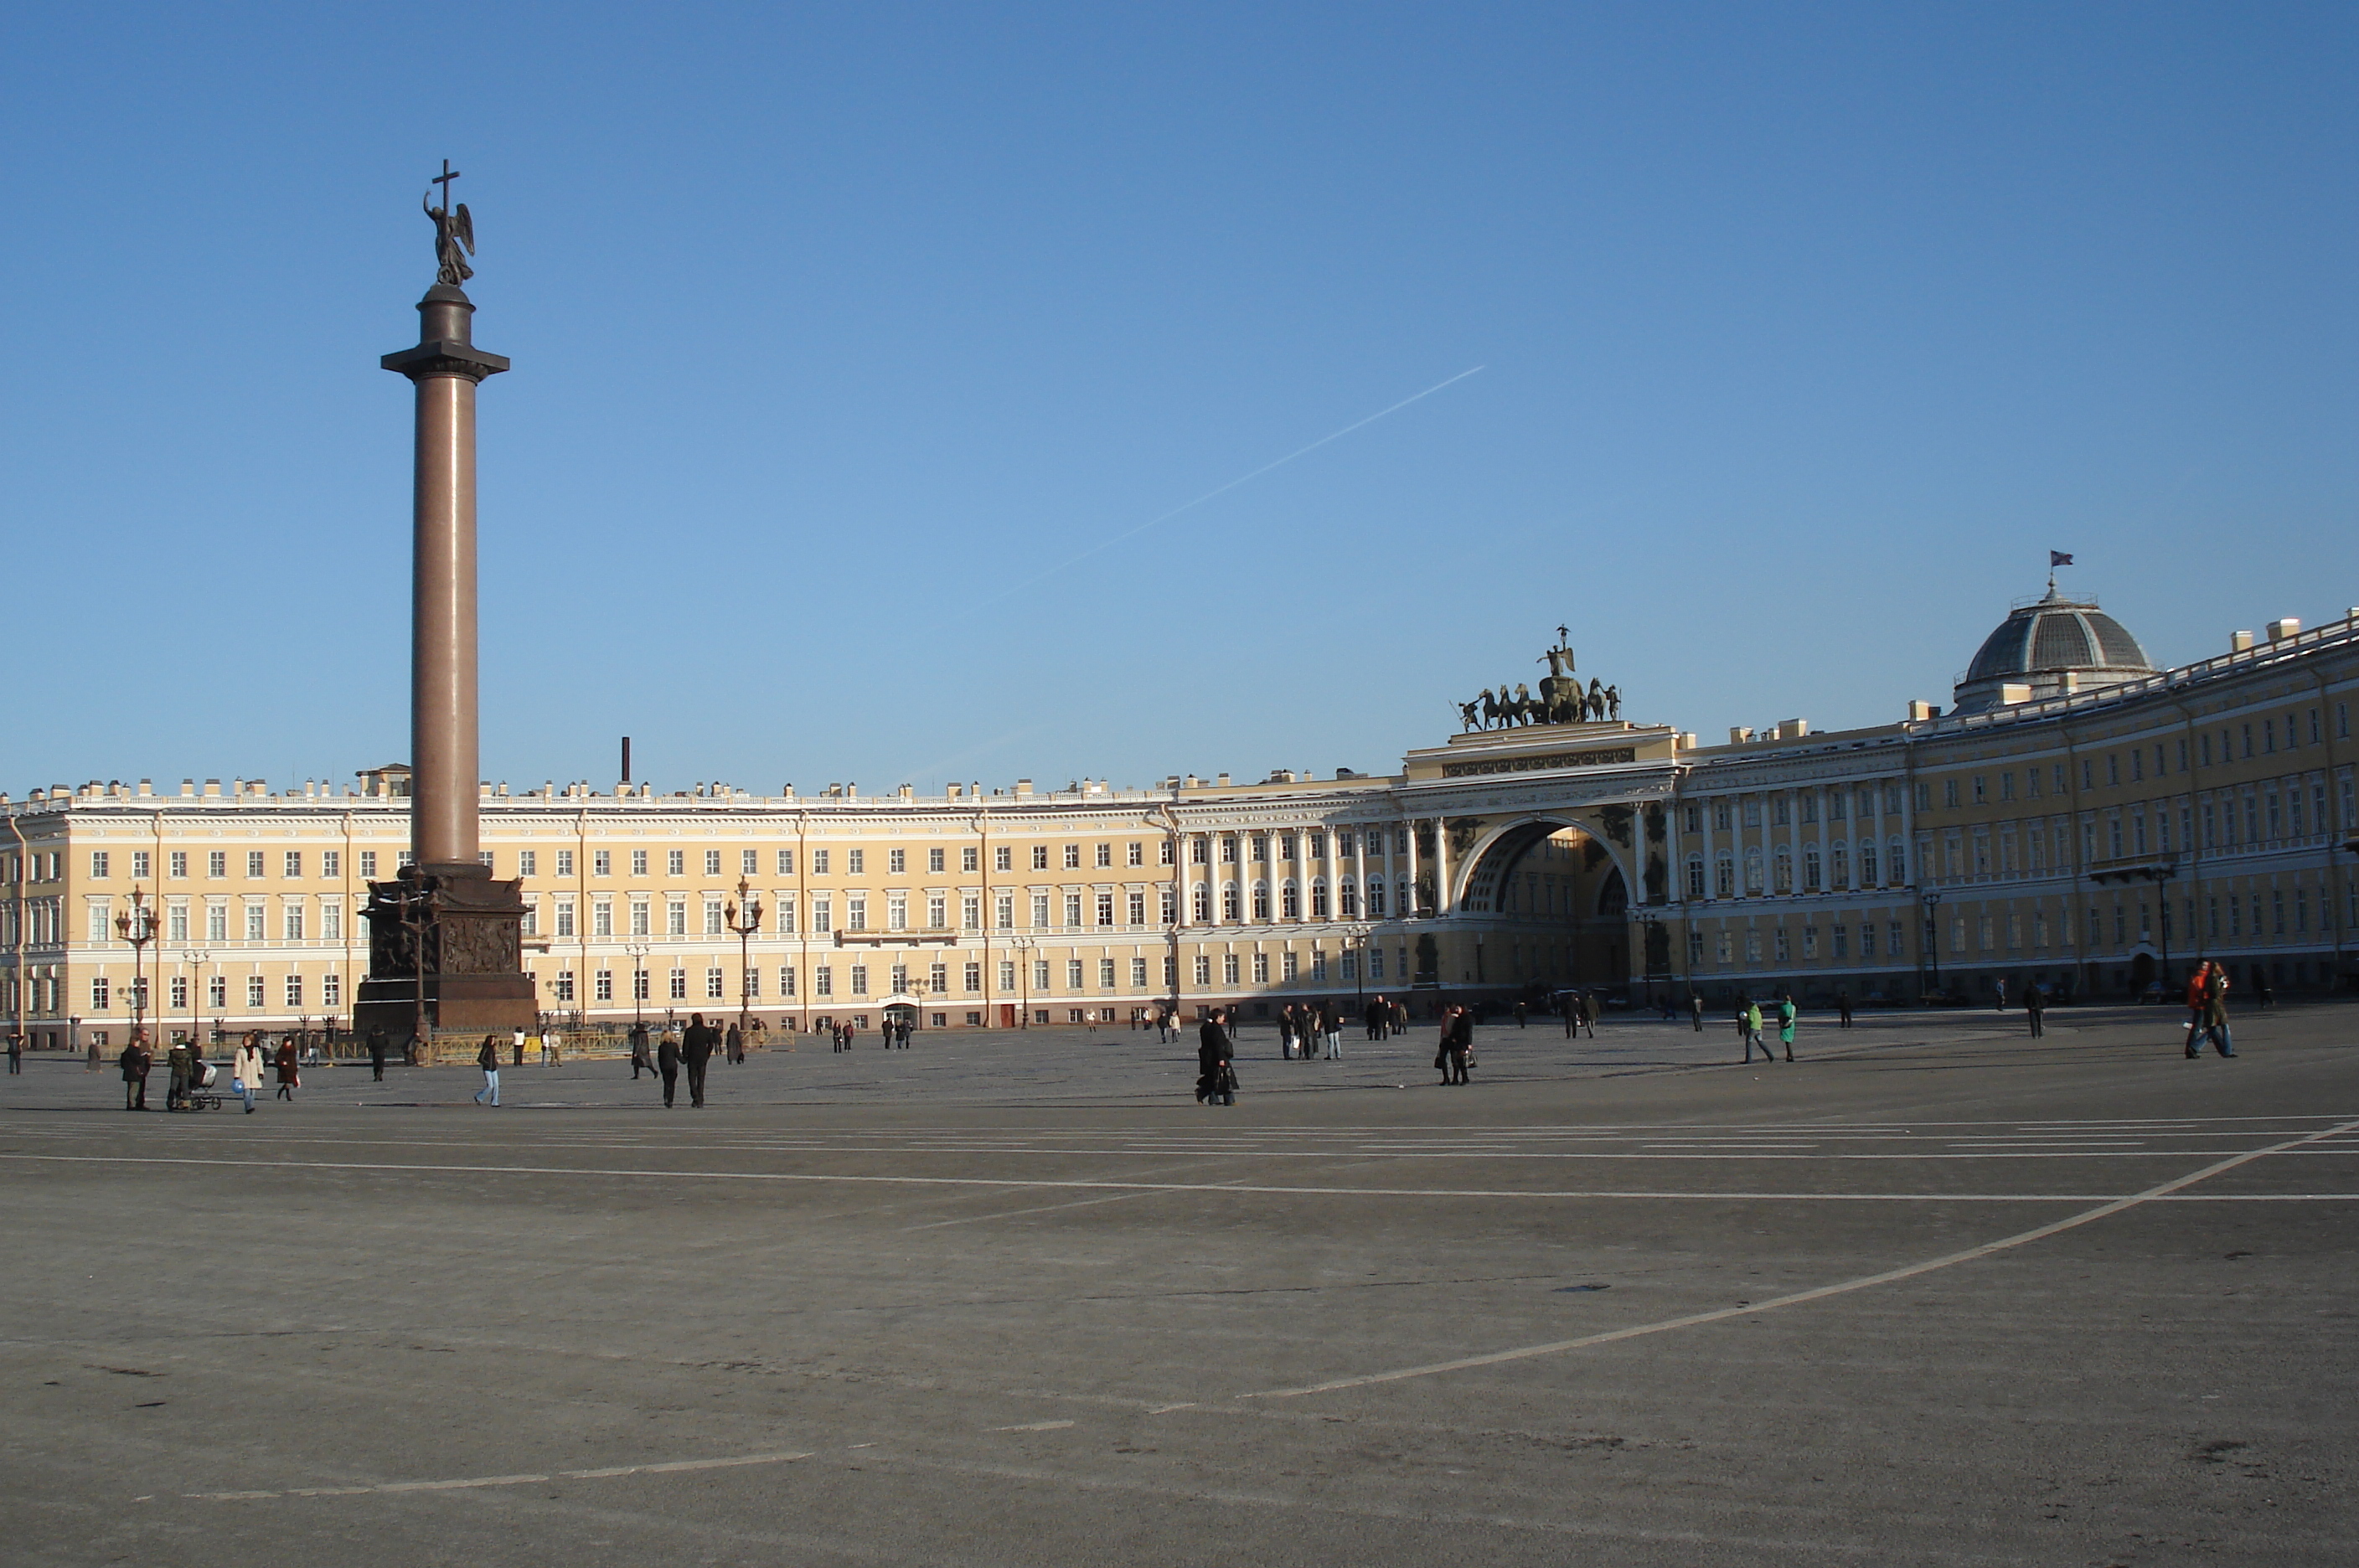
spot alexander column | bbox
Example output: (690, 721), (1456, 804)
(355, 162), (537, 1044)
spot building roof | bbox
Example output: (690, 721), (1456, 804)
(1952, 589), (2153, 711)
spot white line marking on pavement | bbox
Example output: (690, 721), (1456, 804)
(1239, 1117), (2359, 1400)
(186, 1450), (815, 1500)
(1, 1151), (2347, 1204)
(901, 1186), (1172, 1231)
(990, 1420), (1076, 1431)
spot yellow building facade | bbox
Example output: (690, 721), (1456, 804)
(6, 596), (2356, 1049)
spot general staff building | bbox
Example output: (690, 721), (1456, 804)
(6, 589), (2356, 1049)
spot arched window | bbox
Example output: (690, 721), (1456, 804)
(1830, 843), (1849, 890)
(1685, 854), (1706, 900)
(1803, 846), (1821, 893)
(1280, 881), (1300, 921)
(1715, 854), (1735, 899)
(1742, 849), (1763, 895)
(1887, 837), (1907, 884)
(1340, 877), (1359, 917)
(1310, 879), (1331, 919)
(1221, 882), (1239, 921)
(1252, 880), (1271, 921)
(1859, 839), (1877, 886)
(1773, 848), (1793, 894)
(1367, 877), (1387, 917)
(1192, 884), (1211, 922)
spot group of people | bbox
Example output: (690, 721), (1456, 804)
(616, 1015), (738, 1106)
(1732, 993), (1799, 1064)
(2184, 961), (2237, 1058)
(1278, 1003), (1343, 1060)
(114, 1030), (302, 1112)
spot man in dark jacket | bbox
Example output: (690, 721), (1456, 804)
(628, 1021), (652, 1079)
(1443, 1006), (1474, 1086)
(366, 1025), (390, 1082)
(656, 1027), (683, 1107)
(120, 1038), (152, 1111)
(1196, 1009), (1235, 1106)
(725, 1021), (744, 1065)
(682, 1014), (718, 1106)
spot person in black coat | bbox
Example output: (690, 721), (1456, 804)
(1441, 1006), (1474, 1086)
(366, 1025), (390, 1082)
(1196, 1009), (1236, 1106)
(681, 1014), (718, 1107)
(656, 1027), (683, 1107)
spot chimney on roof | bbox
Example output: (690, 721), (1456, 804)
(2230, 629), (2255, 652)
(2267, 618), (2301, 642)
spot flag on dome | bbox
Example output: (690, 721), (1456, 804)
(2049, 550), (2074, 567)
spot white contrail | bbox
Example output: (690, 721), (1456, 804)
(981, 365), (1486, 605)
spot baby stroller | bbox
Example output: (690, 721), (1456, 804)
(183, 1058), (225, 1111)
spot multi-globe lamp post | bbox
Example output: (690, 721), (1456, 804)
(725, 878), (764, 1040)
(113, 889), (159, 1045)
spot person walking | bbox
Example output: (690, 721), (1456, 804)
(656, 1026), (682, 1107)
(1776, 995), (1798, 1063)
(401, 1027), (421, 1068)
(545, 1027), (564, 1065)
(1742, 998), (1773, 1064)
(1835, 989), (1853, 1029)
(1443, 1006), (1474, 1085)
(1514, 1000), (1528, 1029)
(1690, 992), (1705, 1032)
(1196, 1008), (1236, 1106)
(1365, 995), (1387, 1042)
(682, 1013), (717, 1107)
(628, 1022), (652, 1080)
(231, 1033), (265, 1114)
(725, 1021), (744, 1065)
(1577, 991), (1598, 1039)
(272, 1036), (300, 1101)
(1320, 1002), (1342, 1060)
(7, 1031), (21, 1074)
(472, 1034), (501, 1106)
(1563, 996), (1577, 1039)
(1994, 977), (2007, 1013)
(2026, 982), (2047, 1039)
(2201, 965), (2237, 1058)
(511, 1027), (526, 1068)
(2183, 962), (2212, 1058)
(119, 1036), (151, 1111)
(366, 1024), (390, 1082)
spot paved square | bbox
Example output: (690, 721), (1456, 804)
(3, 1005), (2354, 1565)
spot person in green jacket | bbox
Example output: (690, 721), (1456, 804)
(1776, 996), (1798, 1062)
(1742, 998), (1773, 1064)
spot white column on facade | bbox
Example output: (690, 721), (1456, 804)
(1432, 814), (1452, 917)
(1402, 816), (1420, 919)
(1352, 822), (1367, 921)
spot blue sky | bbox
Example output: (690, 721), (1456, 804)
(5, 4), (2354, 797)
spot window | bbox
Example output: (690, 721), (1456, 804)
(1128, 891), (1146, 926)
(284, 905), (305, 941)
(779, 965), (797, 997)
(592, 850), (611, 877)
(1943, 780), (1960, 810)
(169, 850), (188, 879)
(928, 895), (947, 929)
(1131, 957), (1149, 988)
(1252, 884), (1271, 921)
(245, 905), (266, 941)
(964, 962), (982, 993)
(741, 849), (758, 875)
(813, 967), (831, 998)
(1031, 894), (1050, 928)
(995, 846), (1013, 872)
(1097, 893), (1115, 927)
(206, 905), (228, 941)
(1252, 835), (1270, 862)
(245, 850), (265, 878)
(593, 900), (613, 937)
(1096, 843), (1112, 869)
(963, 895), (980, 931)
(556, 849), (576, 878)
(1065, 844), (1081, 869)
(1195, 955), (1212, 985)
(995, 895), (1014, 929)
(890, 848), (906, 874)
(1222, 884), (1239, 921)
(1065, 894), (1083, 927)
(707, 967), (726, 1000)
(1223, 952), (1240, 985)
(888, 894), (907, 931)
(245, 973), (266, 1008)
(595, 969), (614, 1002)
(812, 849), (829, 874)
(1221, 836), (1239, 864)
(1281, 883), (1301, 920)
(1098, 958), (1117, 989)
(91, 975), (111, 1010)
(1066, 958), (1085, 989)
(702, 849), (722, 876)
(668, 898), (689, 935)
(926, 847), (944, 873)
(1282, 951), (1298, 980)
(630, 900), (651, 936)
(778, 848), (796, 874)
(1252, 952), (1270, 983)
(555, 900), (576, 938)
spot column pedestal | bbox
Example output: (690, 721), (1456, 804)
(354, 862), (537, 1039)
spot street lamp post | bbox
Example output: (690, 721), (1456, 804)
(623, 941), (650, 1032)
(114, 887), (159, 1044)
(1922, 889), (1945, 1001)
(180, 948), (211, 1052)
(1009, 933), (1035, 1028)
(724, 877), (764, 1039)
(1338, 924), (1373, 1012)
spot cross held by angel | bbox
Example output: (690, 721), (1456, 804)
(424, 159), (475, 286)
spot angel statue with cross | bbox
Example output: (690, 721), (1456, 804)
(422, 159), (475, 287)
